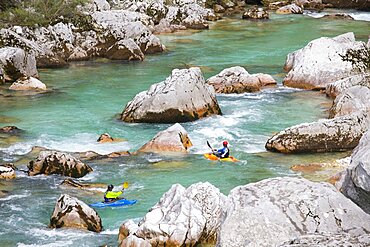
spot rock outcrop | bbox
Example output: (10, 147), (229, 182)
(329, 86), (370, 118)
(9, 76), (46, 91)
(121, 67), (221, 123)
(242, 6), (269, 19)
(218, 177), (370, 247)
(50, 194), (102, 232)
(137, 123), (193, 153)
(321, 13), (355, 20)
(326, 73), (370, 98)
(206, 66), (276, 93)
(283, 32), (365, 90)
(322, 0), (370, 10)
(0, 47), (38, 83)
(265, 111), (370, 153)
(119, 182), (227, 246)
(28, 151), (93, 178)
(276, 4), (303, 14)
(0, 164), (16, 179)
(280, 232), (370, 246)
(97, 133), (116, 143)
(336, 129), (370, 214)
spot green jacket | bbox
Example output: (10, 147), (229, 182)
(105, 191), (123, 199)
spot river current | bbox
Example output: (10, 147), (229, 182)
(0, 12), (369, 246)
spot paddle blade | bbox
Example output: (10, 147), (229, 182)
(206, 140), (213, 150)
(123, 181), (129, 189)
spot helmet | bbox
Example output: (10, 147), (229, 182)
(107, 184), (114, 191)
(223, 141), (228, 146)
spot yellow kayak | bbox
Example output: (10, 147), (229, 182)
(204, 153), (239, 162)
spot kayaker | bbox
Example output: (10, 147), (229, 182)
(104, 184), (124, 202)
(213, 141), (230, 158)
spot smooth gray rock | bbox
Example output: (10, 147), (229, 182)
(206, 66), (276, 93)
(337, 129), (370, 214)
(218, 177), (370, 247)
(283, 33), (365, 90)
(121, 67), (221, 123)
(119, 182), (227, 246)
(329, 86), (370, 118)
(265, 111), (370, 153)
(138, 123), (193, 153)
(326, 73), (370, 98)
(50, 194), (102, 232)
(9, 76), (46, 91)
(28, 151), (93, 178)
(0, 47), (38, 82)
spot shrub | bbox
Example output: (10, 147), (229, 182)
(0, 0), (88, 28)
(341, 44), (370, 73)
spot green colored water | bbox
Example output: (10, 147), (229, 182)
(0, 13), (369, 246)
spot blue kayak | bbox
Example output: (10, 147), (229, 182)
(89, 199), (137, 208)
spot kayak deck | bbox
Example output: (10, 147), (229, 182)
(89, 199), (137, 208)
(204, 153), (239, 162)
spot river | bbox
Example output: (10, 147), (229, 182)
(0, 11), (369, 246)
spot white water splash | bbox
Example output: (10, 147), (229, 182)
(305, 10), (370, 21)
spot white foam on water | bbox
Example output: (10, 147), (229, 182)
(101, 228), (119, 235)
(0, 193), (30, 201)
(9, 204), (23, 211)
(305, 10), (370, 21)
(17, 240), (74, 247)
(0, 133), (132, 156)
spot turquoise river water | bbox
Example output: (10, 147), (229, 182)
(0, 12), (369, 246)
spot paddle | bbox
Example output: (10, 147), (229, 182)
(207, 141), (217, 155)
(122, 181), (129, 189)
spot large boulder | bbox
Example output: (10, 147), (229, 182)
(28, 151), (93, 178)
(206, 66), (276, 93)
(218, 177), (370, 247)
(276, 3), (303, 14)
(265, 111), (370, 153)
(326, 73), (370, 98)
(280, 232), (370, 246)
(119, 182), (227, 246)
(50, 194), (102, 232)
(0, 164), (16, 179)
(121, 67), (222, 123)
(0, 47), (38, 82)
(283, 32), (365, 90)
(242, 6), (269, 19)
(329, 86), (370, 118)
(137, 123), (193, 153)
(9, 76), (46, 91)
(336, 129), (370, 214)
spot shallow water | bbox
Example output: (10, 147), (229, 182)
(0, 13), (369, 246)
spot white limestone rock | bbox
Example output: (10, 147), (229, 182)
(9, 76), (46, 91)
(326, 73), (370, 98)
(121, 67), (221, 123)
(283, 32), (365, 89)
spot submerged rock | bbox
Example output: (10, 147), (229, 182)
(242, 6), (269, 19)
(9, 76), (46, 91)
(50, 194), (102, 232)
(96, 133), (121, 143)
(0, 47), (38, 83)
(283, 32), (365, 90)
(0, 164), (16, 179)
(206, 66), (276, 93)
(28, 151), (93, 178)
(329, 86), (370, 118)
(265, 111), (370, 153)
(0, 126), (22, 134)
(336, 129), (370, 214)
(326, 73), (370, 98)
(121, 67), (221, 123)
(138, 123), (193, 153)
(218, 177), (370, 247)
(119, 182), (227, 246)
(321, 13), (355, 20)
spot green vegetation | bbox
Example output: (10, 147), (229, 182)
(341, 45), (370, 72)
(0, 0), (88, 28)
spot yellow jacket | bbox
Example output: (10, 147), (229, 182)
(105, 191), (123, 199)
